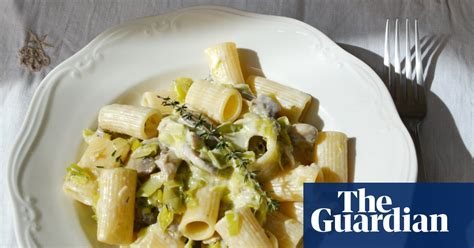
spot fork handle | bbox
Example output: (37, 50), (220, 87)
(383, 65), (391, 90)
(404, 120), (425, 181)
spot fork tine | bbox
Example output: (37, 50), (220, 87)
(405, 19), (412, 101)
(384, 19), (390, 68)
(405, 19), (412, 80)
(394, 19), (401, 74)
(394, 19), (403, 100)
(414, 20), (424, 99)
(384, 19), (391, 90)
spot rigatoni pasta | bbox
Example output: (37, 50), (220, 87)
(264, 163), (323, 201)
(247, 76), (312, 123)
(185, 80), (242, 123)
(264, 212), (303, 248)
(63, 42), (351, 246)
(204, 42), (245, 85)
(141, 90), (176, 115)
(96, 168), (137, 245)
(267, 231), (279, 248)
(98, 104), (161, 140)
(314, 131), (348, 182)
(179, 185), (223, 240)
(279, 201), (304, 224)
(215, 207), (274, 248)
(141, 77), (193, 115)
(129, 223), (185, 248)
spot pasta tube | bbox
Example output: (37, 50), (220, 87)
(204, 42), (245, 85)
(247, 76), (312, 122)
(98, 104), (161, 140)
(279, 202), (304, 224)
(314, 131), (348, 182)
(141, 89), (177, 116)
(96, 168), (137, 245)
(215, 207), (273, 248)
(78, 136), (130, 169)
(141, 77), (192, 115)
(267, 231), (279, 248)
(179, 185), (223, 240)
(263, 163), (323, 201)
(129, 223), (185, 248)
(185, 80), (242, 123)
(62, 164), (98, 206)
(264, 212), (303, 248)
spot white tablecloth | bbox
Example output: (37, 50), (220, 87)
(1, 0), (472, 247)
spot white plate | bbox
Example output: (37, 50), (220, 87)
(8, 6), (416, 247)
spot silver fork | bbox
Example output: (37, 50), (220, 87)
(384, 19), (427, 181)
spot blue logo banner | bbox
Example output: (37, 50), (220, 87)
(304, 183), (474, 248)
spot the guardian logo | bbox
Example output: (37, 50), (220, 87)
(311, 188), (449, 233)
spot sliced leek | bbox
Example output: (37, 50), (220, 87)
(62, 164), (98, 206)
(77, 136), (130, 169)
(224, 113), (281, 181)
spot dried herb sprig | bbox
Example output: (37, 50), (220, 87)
(158, 96), (279, 212)
(229, 151), (279, 212)
(158, 97), (220, 143)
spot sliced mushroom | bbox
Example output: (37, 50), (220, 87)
(126, 157), (157, 178)
(288, 123), (318, 164)
(249, 94), (281, 118)
(186, 131), (203, 150)
(155, 150), (182, 180)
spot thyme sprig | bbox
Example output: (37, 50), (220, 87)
(229, 151), (279, 212)
(158, 96), (279, 212)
